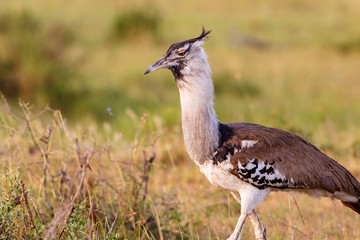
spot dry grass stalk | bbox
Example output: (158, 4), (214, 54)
(142, 141), (156, 200)
(88, 197), (97, 238)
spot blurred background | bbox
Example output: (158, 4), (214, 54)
(1, 0), (360, 239)
(1, 0), (360, 141)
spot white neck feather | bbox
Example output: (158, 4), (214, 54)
(177, 49), (219, 164)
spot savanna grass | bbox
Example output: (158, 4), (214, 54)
(0, 97), (190, 239)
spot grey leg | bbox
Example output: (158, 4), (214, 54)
(229, 186), (269, 240)
(249, 210), (266, 240)
(226, 212), (248, 240)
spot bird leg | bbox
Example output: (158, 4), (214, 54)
(249, 210), (266, 240)
(230, 190), (268, 240)
(226, 212), (248, 240)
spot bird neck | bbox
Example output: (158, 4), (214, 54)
(177, 58), (219, 164)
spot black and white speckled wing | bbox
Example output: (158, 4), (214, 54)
(213, 123), (360, 196)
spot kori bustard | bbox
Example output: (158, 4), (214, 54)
(144, 28), (360, 240)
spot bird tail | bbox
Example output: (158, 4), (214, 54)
(342, 201), (360, 214)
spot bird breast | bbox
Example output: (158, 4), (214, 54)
(199, 160), (250, 192)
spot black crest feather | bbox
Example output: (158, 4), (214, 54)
(166, 27), (212, 54)
(195, 27), (212, 41)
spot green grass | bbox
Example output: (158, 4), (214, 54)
(0, 0), (360, 239)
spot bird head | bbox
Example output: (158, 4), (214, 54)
(144, 27), (212, 81)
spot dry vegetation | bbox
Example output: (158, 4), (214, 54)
(1, 0), (360, 239)
(1, 99), (359, 240)
(0, 95), (188, 239)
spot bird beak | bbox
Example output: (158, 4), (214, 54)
(144, 57), (167, 75)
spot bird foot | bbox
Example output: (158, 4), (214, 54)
(226, 234), (265, 240)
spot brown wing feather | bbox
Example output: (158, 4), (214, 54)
(214, 123), (360, 197)
(342, 201), (360, 214)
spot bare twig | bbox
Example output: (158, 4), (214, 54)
(105, 214), (118, 238)
(20, 180), (36, 230)
(79, 230), (92, 239)
(19, 101), (54, 212)
(29, 104), (51, 121)
(92, 174), (122, 195)
(74, 138), (92, 171)
(20, 195), (29, 233)
(30, 198), (45, 225)
(149, 197), (164, 240)
(44, 140), (94, 240)
(0, 91), (25, 120)
(259, 212), (310, 238)
(57, 148), (94, 239)
(42, 126), (53, 212)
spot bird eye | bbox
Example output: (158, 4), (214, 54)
(177, 51), (186, 56)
